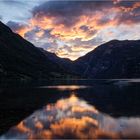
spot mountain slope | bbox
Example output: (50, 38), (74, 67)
(74, 40), (140, 78)
(0, 21), (70, 80)
(39, 40), (140, 79)
(1, 21), (140, 80)
(39, 48), (78, 75)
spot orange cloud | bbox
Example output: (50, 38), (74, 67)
(15, 26), (32, 37)
(29, 11), (115, 42)
(35, 30), (44, 38)
(16, 121), (31, 133)
(7, 1), (140, 60)
(118, 2), (140, 13)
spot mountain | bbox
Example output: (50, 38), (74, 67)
(39, 40), (140, 79)
(1, 21), (140, 80)
(74, 40), (140, 78)
(0, 21), (74, 81)
(40, 39), (140, 79)
(39, 48), (78, 74)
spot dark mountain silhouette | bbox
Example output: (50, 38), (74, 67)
(74, 40), (140, 78)
(1, 21), (140, 80)
(40, 39), (140, 79)
(0, 21), (74, 81)
(39, 48), (78, 74)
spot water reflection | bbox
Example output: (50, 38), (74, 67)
(1, 94), (140, 139)
(39, 85), (89, 91)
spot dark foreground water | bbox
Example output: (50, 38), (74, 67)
(0, 79), (140, 139)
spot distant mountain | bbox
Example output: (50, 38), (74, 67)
(39, 48), (78, 75)
(42, 40), (140, 79)
(0, 21), (74, 81)
(39, 39), (140, 79)
(74, 40), (140, 78)
(1, 21), (140, 80)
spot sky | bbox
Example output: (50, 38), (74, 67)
(0, 0), (140, 60)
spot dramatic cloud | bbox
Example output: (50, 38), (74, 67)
(2, 1), (140, 60)
(2, 95), (140, 139)
(6, 21), (31, 37)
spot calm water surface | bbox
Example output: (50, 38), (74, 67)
(0, 79), (140, 139)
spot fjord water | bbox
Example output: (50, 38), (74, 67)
(1, 79), (140, 138)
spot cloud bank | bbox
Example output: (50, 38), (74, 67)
(5, 0), (140, 60)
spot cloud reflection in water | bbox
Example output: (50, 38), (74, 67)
(1, 94), (140, 139)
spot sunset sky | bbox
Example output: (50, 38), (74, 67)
(0, 0), (140, 60)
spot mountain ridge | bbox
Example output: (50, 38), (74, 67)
(0, 21), (76, 81)
(1, 20), (140, 79)
(73, 39), (140, 78)
(40, 39), (140, 79)
(39, 40), (140, 79)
